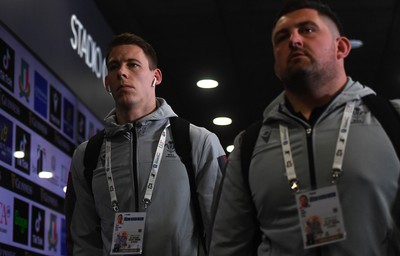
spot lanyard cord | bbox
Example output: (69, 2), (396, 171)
(143, 122), (170, 209)
(105, 122), (171, 212)
(279, 102), (356, 192)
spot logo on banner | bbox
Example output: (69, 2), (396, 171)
(63, 97), (74, 139)
(15, 126), (31, 175)
(49, 85), (61, 128)
(0, 38), (15, 92)
(0, 113), (13, 165)
(13, 198), (29, 245)
(77, 111), (86, 144)
(34, 144), (46, 175)
(34, 71), (48, 119)
(0, 199), (11, 235)
(31, 205), (45, 250)
(18, 58), (31, 102)
(48, 213), (58, 252)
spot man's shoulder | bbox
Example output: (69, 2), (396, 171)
(389, 99), (400, 115)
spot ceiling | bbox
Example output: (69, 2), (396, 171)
(94, 0), (400, 152)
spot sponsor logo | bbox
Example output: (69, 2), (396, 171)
(18, 58), (31, 102)
(61, 218), (67, 255)
(13, 198), (29, 245)
(15, 126), (31, 174)
(0, 38), (15, 92)
(0, 199), (11, 235)
(77, 111), (86, 144)
(11, 173), (33, 196)
(47, 213), (58, 252)
(63, 98), (74, 139)
(31, 205), (45, 250)
(49, 85), (61, 128)
(34, 144), (46, 175)
(0, 113), (13, 165)
(34, 71), (48, 119)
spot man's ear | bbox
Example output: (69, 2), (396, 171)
(104, 76), (111, 92)
(337, 36), (351, 59)
(153, 68), (162, 85)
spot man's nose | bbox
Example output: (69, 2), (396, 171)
(289, 31), (303, 48)
(117, 65), (128, 79)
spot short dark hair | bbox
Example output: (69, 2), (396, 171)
(274, 0), (344, 35)
(105, 33), (158, 70)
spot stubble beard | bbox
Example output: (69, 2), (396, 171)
(281, 57), (337, 95)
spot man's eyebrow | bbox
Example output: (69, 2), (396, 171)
(297, 20), (319, 28)
(107, 58), (141, 65)
(273, 20), (319, 38)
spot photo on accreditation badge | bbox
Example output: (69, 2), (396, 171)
(111, 212), (146, 255)
(296, 185), (346, 249)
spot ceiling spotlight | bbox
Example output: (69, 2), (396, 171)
(226, 145), (234, 153)
(213, 117), (232, 126)
(14, 151), (25, 159)
(196, 79), (218, 89)
(38, 171), (53, 179)
(350, 39), (363, 49)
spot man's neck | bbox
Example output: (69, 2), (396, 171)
(284, 77), (348, 120)
(115, 102), (157, 124)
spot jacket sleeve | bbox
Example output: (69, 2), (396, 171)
(190, 126), (226, 248)
(209, 132), (260, 256)
(67, 142), (103, 255)
(390, 99), (400, 116)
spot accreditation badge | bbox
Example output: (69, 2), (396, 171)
(296, 185), (346, 249)
(110, 212), (146, 255)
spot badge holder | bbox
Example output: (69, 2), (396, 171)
(110, 212), (146, 255)
(296, 186), (346, 249)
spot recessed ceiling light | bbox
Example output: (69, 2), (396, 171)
(196, 79), (218, 89)
(14, 151), (25, 159)
(38, 171), (53, 179)
(226, 145), (234, 153)
(350, 39), (363, 49)
(213, 117), (232, 126)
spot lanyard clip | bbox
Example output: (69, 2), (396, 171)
(289, 179), (299, 193)
(143, 198), (151, 209)
(331, 168), (342, 184)
(112, 201), (119, 212)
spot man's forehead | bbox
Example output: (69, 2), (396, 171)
(108, 45), (148, 64)
(108, 45), (144, 59)
(274, 8), (320, 29)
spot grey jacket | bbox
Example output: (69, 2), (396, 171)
(210, 78), (400, 255)
(69, 98), (225, 255)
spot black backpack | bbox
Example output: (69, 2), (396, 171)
(65, 116), (206, 254)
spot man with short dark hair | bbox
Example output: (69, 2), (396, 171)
(67, 33), (226, 256)
(210, 1), (400, 255)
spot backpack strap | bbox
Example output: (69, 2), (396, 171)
(240, 119), (263, 254)
(169, 116), (206, 252)
(362, 94), (400, 230)
(83, 129), (105, 193)
(241, 120), (263, 186)
(65, 129), (104, 254)
(362, 94), (400, 159)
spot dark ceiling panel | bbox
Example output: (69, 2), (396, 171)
(94, 0), (400, 151)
